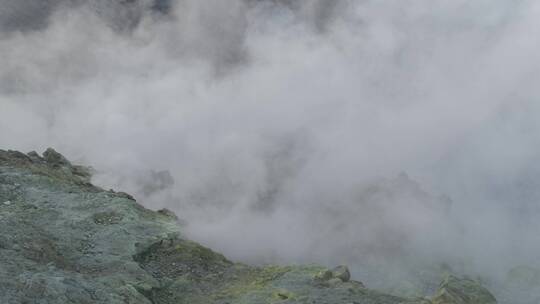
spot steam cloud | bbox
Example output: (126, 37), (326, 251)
(1, 0), (540, 301)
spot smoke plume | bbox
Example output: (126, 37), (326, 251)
(1, 1), (540, 301)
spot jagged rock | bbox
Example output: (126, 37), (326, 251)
(432, 275), (497, 304)
(0, 148), (497, 304)
(1, 148), (92, 186)
(27, 151), (44, 162)
(43, 147), (72, 166)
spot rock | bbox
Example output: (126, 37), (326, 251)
(26, 151), (43, 162)
(328, 277), (344, 287)
(157, 208), (178, 220)
(42, 147), (71, 167)
(71, 165), (92, 179)
(0, 150), (32, 166)
(315, 269), (334, 281)
(1, 148), (92, 185)
(115, 191), (136, 201)
(314, 265), (351, 283)
(332, 265), (351, 282)
(431, 275), (497, 304)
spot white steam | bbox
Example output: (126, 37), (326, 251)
(1, 0), (540, 301)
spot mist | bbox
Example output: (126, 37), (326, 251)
(1, 0), (540, 302)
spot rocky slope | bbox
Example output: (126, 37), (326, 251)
(0, 148), (496, 304)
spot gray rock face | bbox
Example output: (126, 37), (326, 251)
(0, 148), (497, 304)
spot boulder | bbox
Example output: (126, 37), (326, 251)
(332, 265), (351, 282)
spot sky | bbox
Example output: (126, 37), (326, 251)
(1, 0), (540, 300)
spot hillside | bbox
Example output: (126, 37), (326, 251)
(0, 148), (496, 304)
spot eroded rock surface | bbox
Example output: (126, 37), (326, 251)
(0, 148), (497, 304)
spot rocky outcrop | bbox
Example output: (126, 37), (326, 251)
(0, 148), (497, 304)
(431, 276), (497, 304)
